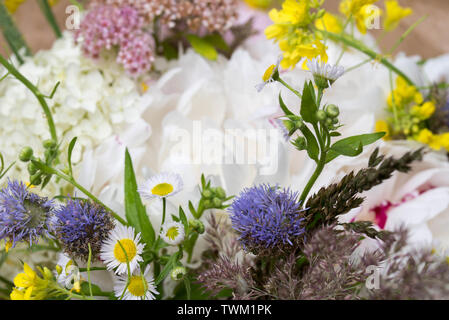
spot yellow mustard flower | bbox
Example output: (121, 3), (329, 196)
(265, 0), (327, 69)
(375, 120), (390, 140)
(387, 76), (421, 109)
(10, 263), (54, 300)
(410, 101), (436, 120)
(339, 0), (380, 34)
(383, 0), (413, 31)
(4, 0), (26, 14)
(315, 12), (343, 33)
(416, 129), (449, 152)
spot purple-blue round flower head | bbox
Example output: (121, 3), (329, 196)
(229, 184), (306, 254)
(0, 179), (54, 248)
(54, 198), (114, 261)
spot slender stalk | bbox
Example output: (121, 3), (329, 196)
(79, 267), (107, 272)
(37, 0), (62, 38)
(278, 77), (302, 98)
(318, 30), (416, 86)
(87, 243), (93, 298)
(35, 163), (127, 225)
(0, 54), (58, 142)
(387, 16), (427, 55)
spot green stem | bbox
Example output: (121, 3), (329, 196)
(387, 16), (427, 55)
(299, 144), (326, 204)
(37, 0), (62, 38)
(318, 30), (416, 86)
(0, 54), (57, 142)
(36, 163), (127, 225)
(79, 267), (107, 272)
(87, 243), (93, 298)
(278, 77), (302, 98)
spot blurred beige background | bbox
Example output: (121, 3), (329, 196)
(1, 0), (449, 58)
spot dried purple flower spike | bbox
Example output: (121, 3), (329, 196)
(0, 180), (54, 248)
(229, 184), (306, 254)
(53, 198), (114, 261)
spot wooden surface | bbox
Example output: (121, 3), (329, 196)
(1, 0), (449, 58)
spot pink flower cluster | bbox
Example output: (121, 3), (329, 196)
(75, 5), (154, 76)
(92, 0), (238, 33)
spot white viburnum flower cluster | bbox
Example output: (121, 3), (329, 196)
(0, 32), (147, 195)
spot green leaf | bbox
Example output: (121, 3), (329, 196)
(155, 252), (179, 285)
(31, 160), (54, 175)
(203, 33), (229, 52)
(300, 81), (318, 124)
(186, 34), (218, 61)
(330, 132), (341, 137)
(67, 137), (77, 177)
(124, 149), (155, 247)
(299, 125), (319, 162)
(179, 206), (188, 231)
(279, 92), (294, 116)
(326, 132), (386, 163)
(188, 201), (197, 219)
(80, 282), (112, 298)
(331, 141), (363, 157)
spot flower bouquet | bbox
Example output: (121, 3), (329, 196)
(0, 0), (449, 301)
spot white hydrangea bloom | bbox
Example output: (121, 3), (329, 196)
(0, 32), (147, 195)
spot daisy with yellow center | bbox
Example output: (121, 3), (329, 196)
(138, 172), (183, 200)
(256, 56), (282, 92)
(100, 225), (145, 275)
(160, 221), (185, 246)
(113, 266), (159, 300)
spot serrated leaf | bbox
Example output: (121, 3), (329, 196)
(186, 34), (218, 61)
(124, 149), (155, 247)
(300, 81), (318, 123)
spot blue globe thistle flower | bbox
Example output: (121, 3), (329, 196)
(229, 184), (306, 254)
(54, 198), (114, 261)
(0, 180), (54, 248)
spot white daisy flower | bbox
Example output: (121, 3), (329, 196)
(160, 221), (185, 246)
(114, 266), (159, 300)
(307, 57), (345, 88)
(138, 172), (183, 199)
(255, 56), (282, 92)
(100, 225), (145, 275)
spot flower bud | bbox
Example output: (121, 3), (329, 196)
(170, 266), (187, 281)
(202, 189), (213, 199)
(325, 118), (333, 126)
(30, 174), (42, 186)
(189, 219), (205, 234)
(27, 162), (38, 175)
(43, 139), (57, 149)
(203, 199), (213, 209)
(19, 147), (33, 162)
(325, 104), (340, 118)
(292, 136), (307, 150)
(212, 197), (222, 208)
(215, 187), (226, 199)
(316, 110), (327, 121)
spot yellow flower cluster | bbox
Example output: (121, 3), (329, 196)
(265, 0), (328, 69)
(377, 76), (449, 152)
(10, 263), (55, 300)
(383, 0), (412, 31)
(416, 129), (449, 152)
(339, 0), (380, 34)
